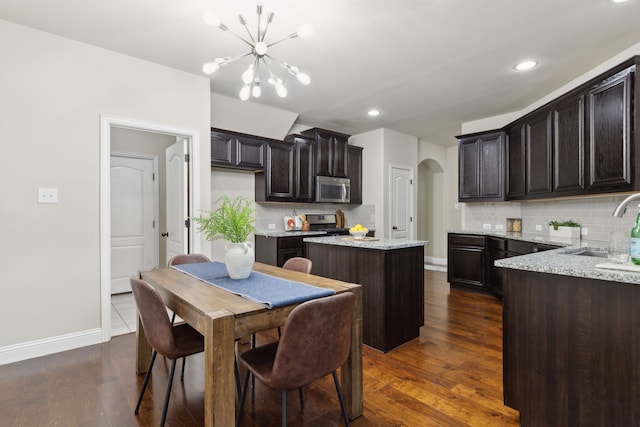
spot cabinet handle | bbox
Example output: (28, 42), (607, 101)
(532, 247), (538, 252)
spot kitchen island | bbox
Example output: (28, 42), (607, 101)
(496, 246), (640, 426)
(304, 236), (428, 352)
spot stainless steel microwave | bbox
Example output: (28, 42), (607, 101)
(315, 176), (350, 203)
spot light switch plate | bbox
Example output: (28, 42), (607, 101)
(483, 224), (491, 230)
(495, 224), (504, 230)
(38, 188), (58, 204)
(535, 224), (543, 231)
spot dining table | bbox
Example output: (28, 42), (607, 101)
(136, 261), (363, 427)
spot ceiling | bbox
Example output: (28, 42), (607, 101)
(2, 0), (640, 146)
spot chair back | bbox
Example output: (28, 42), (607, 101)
(282, 257), (312, 274)
(130, 278), (178, 358)
(270, 292), (355, 390)
(168, 253), (210, 266)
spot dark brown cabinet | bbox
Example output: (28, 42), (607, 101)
(447, 233), (486, 290)
(255, 235), (308, 267)
(255, 140), (295, 201)
(210, 128), (265, 170)
(449, 233), (560, 297)
(524, 110), (553, 197)
(586, 66), (634, 192)
(284, 134), (316, 202)
(301, 128), (349, 178)
(457, 131), (504, 201)
(463, 57), (640, 202)
(347, 145), (363, 204)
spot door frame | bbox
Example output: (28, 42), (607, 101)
(100, 115), (201, 342)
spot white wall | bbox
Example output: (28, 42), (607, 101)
(350, 129), (385, 234)
(0, 19), (211, 361)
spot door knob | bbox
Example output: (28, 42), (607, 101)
(161, 232), (169, 237)
(392, 226), (398, 230)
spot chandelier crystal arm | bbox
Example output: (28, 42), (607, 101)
(237, 15), (256, 45)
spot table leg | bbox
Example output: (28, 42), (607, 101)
(135, 314), (152, 374)
(203, 310), (235, 427)
(342, 287), (364, 419)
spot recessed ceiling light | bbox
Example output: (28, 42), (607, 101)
(514, 60), (538, 71)
(610, 0), (630, 3)
(367, 109), (381, 117)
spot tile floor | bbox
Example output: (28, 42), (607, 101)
(111, 293), (137, 336)
(111, 292), (182, 336)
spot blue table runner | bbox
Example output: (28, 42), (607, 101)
(170, 261), (335, 308)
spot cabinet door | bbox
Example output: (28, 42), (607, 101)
(525, 110), (553, 196)
(314, 131), (334, 176)
(295, 137), (315, 201)
(447, 234), (485, 289)
(332, 135), (349, 178)
(506, 124), (526, 199)
(458, 138), (479, 200)
(348, 145), (363, 204)
(486, 237), (508, 297)
(553, 95), (585, 194)
(210, 130), (235, 167)
(264, 141), (295, 200)
(236, 137), (264, 170)
(586, 67), (634, 191)
(479, 133), (504, 199)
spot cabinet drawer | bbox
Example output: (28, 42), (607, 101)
(448, 234), (486, 247)
(507, 240), (533, 255)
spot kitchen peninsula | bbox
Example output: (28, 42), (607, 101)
(304, 236), (428, 352)
(496, 247), (640, 426)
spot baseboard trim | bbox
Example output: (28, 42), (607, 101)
(425, 256), (447, 266)
(0, 328), (103, 366)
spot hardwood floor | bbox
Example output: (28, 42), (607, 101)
(0, 270), (520, 426)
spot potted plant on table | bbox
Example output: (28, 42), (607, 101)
(548, 219), (581, 239)
(193, 194), (257, 279)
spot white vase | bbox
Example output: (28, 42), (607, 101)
(224, 242), (254, 279)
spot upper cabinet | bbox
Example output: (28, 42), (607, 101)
(457, 131), (505, 202)
(210, 128), (265, 171)
(255, 140), (295, 202)
(301, 128), (350, 178)
(460, 56), (639, 202)
(348, 145), (363, 204)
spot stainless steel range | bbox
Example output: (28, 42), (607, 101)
(305, 213), (350, 236)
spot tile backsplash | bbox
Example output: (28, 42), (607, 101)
(255, 203), (376, 232)
(464, 194), (640, 243)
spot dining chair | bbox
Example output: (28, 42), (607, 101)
(282, 257), (313, 274)
(236, 292), (355, 427)
(167, 253), (210, 379)
(130, 277), (205, 427)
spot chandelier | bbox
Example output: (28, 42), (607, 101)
(202, 4), (312, 101)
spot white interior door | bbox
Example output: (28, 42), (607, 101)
(391, 166), (413, 239)
(166, 139), (188, 260)
(110, 155), (157, 294)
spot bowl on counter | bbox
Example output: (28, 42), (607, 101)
(350, 230), (368, 239)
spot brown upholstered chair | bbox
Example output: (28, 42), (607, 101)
(130, 277), (204, 427)
(282, 256), (313, 274)
(166, 253), (210, 378)
(236, 292), (355, 427)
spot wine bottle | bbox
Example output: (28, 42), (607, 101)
(630, 205), (640, 265)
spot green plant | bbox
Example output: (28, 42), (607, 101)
(194, 194), (256, 243)
(548, 220), (581, 230)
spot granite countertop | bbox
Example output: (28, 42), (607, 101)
(256, 230), (329, 238)
(495, 246), (640, 285)
(303, 235), (429, 250)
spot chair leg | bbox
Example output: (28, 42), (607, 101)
(236, 371), (251, 427)
(235, 360), (241, 399)
(332, 371), (350, 427)
(281, 390), (287, 427)
(160, 359), (178, 427)
(298, 387), (304, 410)
(251, 334), (256, 400)
(135, 350), (158, 414)
(180, 356), (187, 381)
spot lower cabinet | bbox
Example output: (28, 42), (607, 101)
(449, 233), (560, 297)
(255, 235), (310, 267)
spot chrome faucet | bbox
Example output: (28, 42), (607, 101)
(612, 192), (640, 217)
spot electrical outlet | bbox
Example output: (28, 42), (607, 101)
(38, 187), (58, 204)
(483, 224), (492, 230)
(581, 227), (589, 236)
(495, 224), (504, 230)
(268, 223), (276, 230)
(535, 224), (542, 231)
